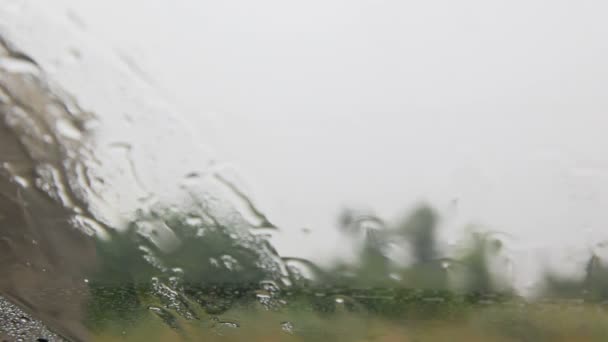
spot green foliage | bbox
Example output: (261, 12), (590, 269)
(397, 206), (439, 263)
(542, 254), (608, 301)
(83, 202), (608, 339)
(454, 231), (510, 294)
(84, 207), (284, 333)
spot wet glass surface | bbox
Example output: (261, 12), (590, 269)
(2, 1), (608, 341)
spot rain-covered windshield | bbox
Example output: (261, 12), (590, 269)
(2, 1), (608, 341)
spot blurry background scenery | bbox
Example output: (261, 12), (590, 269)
(2, 0), (608, 341)
(30, 0), (608, 281)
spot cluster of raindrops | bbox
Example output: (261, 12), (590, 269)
(0, 35), (102, 233)
(149, 277), (198, 321)
(0, 296), (61, 342)
(255, 280), (285, 311)
(280, 321), (295, 334)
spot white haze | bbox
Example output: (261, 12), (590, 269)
(16, 0), (608, 287)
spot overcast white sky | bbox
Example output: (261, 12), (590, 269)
(7, 0), (608, 272)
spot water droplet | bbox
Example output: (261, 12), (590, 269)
(280, 277), (292, 287)
(12, 175), (29, 188)
(0, 56), (40, 75)
(260, 280), (280, 293)
(218, 321), (239, 328)
(213, 173), (277, 229)
(389, 273), (402, 281)
(34, 163), (76, 208)
(281, 321), (294, 334)
(256, 292), (271, 299)
(185, 216), (203, 227)
(55, 118), (82, 140)
(148, 306), (162, 314)
(135, 219), (181, 253)
(185, 172), (201, 179)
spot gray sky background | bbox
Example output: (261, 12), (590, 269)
(10, 1), (608, 276)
